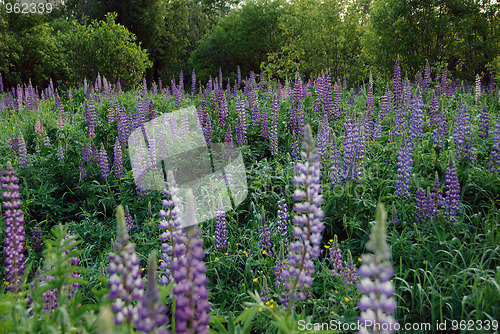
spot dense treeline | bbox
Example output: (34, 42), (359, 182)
(0, 0), (499, 89)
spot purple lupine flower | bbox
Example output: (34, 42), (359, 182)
(357, 204), (397, 334)
(270, 95), (279, 156)
(343, 250), (357, 286)
(380, 86), (391, 121)
(395, 136), (413, 197)
(114, 139), (124, 179)
(107, 206), (144, 325)
(9, 137), (19, 155)
(323, 71), (334, 121)
(391, 106), (407, 139)
(260, 105), (269, 139)
(444, 156), (460, 223)
(393, 59), (402, 107)
(215, 200), (227, 249)
(276, 198), (288, 244)
(342, 114), (364, 181)
(429, 171), (443, 218)
(478, 107), (489, 139)
(125, 205), (134, 231)
(409, 90), (424, 146)
(135, 251), (170, 334)
(489, 115), (500, 174)
(18, 133), (28, 168)
(415, 188), (428, 223)
(171, 189), (210, 334)
(79, 161), (87, 181)
(31, 224), (43, 253)
(415, 71), (423, 88)
(454, 104), (474, 161)
(316, 114), (330, 163)
(282, 124), (325, 307)
(56, 141), (65, 162)
(329, 235), (344, 278)
(330, 134), (342, 185)
(181, 111), (190, 139)
(217, 89), (228, 127)
(1, 162), (25, 292)
(99, 143), (110, 179)
(158, 171), (185, 285)
(224, 125), (234, 161)
(82, 142), (91, 163)
(373, 113), (382, 139)
(147, 137), (156, 171)
(236, 99), (247, 145)
(259, 206), (272, 255)
(92, 143), (99, 162)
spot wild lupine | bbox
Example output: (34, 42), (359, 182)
(9, 137), (19, 155)
(99, 143), (110, 179)
(329, 235), (344, 278)
(135, 251), (169, 334)
(444, 156), (460, 223)
(125, 205), (134, 231)
(415, 188), (430, 223)
(236, 99), (247, 145)
(171, 189), (210, 334)
(31, 224), (43, 253)
(92, 143), (99, 162)
(270, 95), (279, 156)
(158, 171), (185, 285)
(260, 105), (269, 139)
(475, 74), (481, 104)
(282, 124), (325, 308)
(429, 95), (444, 149)
(333, 81), (342, 119)
(393, 59), (402, 107)
(454, 104), (474, 161)
(357, 204), (398, 334)
(107, 206), (144, 325)
(342, 115), (365, 181)
(79, 161), (87, 181)
(380, 86), (391, 120)
(343, 250), (357, 286)
(395, 136), (413, 197)
(259, 206), (272, 255)
(56, 141), (65, 162)
(18, 133), (28, 168)
(114, 139), (124, 179)
(215, 199), (227, 249)
(217, 89), (228, 126)
(409, 90), (424, 145)
(429, 171), (444, 219)
(224, 125), (234, 161)
(478, 107), (489, 139)
(415, 71), (423, 88)
(1, 161), (25, 292)
(82, 142), (91, 163)
(489, 115), (500, 174)
(276, 198), (288, 244)
(330, 134), (342, 185)
(316, 114), (330, 163)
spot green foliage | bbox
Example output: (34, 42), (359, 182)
(62, 13), (151, 90)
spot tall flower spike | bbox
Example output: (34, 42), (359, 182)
(135, 251), (170, 334)
(343, 250), (357, 286)
(282, 124), (325, 308)
(444, 155), (460, 223)
(171, 188), (210, 334)
(276, 198), (288, 244)
(357, 204), (397, 334)
(329, 235), (344, 278)
(99, 143), (110, 179)
(107, 206), (144, 325)
(215, 198), (227, 250)
(1, 161), (25, 292)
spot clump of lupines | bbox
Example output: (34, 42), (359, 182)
(107, 206), (144, 325)
(395, 136), (413, 197)
(329, 235), (344, 278)
(215, 199), (227, 249)
(282, 124), (325, 308)
(444, 156), (461, 223)
(453, 104), (474, 161)
(357, 204), (397, 334)
(135, 251), (169, 334)
(1, 161), (25, 292)
(171, 188), (210, 334)
(259, 206), (272, 255)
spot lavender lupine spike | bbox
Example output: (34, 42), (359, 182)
(380, 86), (391, 121)
(276, 198), (288, 244)
(56, 141), (65, 162)
(1, 162), (26, 292)
(454, 104), (474, 161)
(429, 95), (444, 149)
(215, 198), (227, 250)
(415, 188), (428, 223)
(329, 235), (344, 278)
(260, 105), (269, 139)
(134, 251), (170, 334)
(18, 133), (28, 169)
(236, 99), (247, 145)
(478, 107), (489, 139)
(444, 156), (461, 223)
(125, 205), (134, 231)
(224, 125), (234, 161)
(171, 189), (210, 334)
(343, 250), (357, 286)
(259, 206), (272, 255)
(99, 143), (110, 179)
(79, 161), (87, 181)
(489, 115), (500, 174)
(475, 74), (481, 104)
(282, 124), (325, 308)
(429, 171), (443, 218)
(357, 204), (397, 334)
(395, 135), (413, 197)
(158, 171), (185, 285)
(107, 206), (144, 325)
(270, 95), (279, 156)
(113, 139), (124, 179)
(409, 90), (424, 146)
